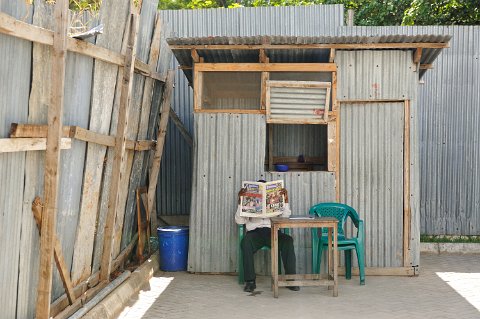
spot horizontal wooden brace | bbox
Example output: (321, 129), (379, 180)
(0, 138), (71, 153)
(9, 124), (156, 151)
(337, 267), (415, 276)
(420, 63), (433, 69)
(0, 12), (165, 82)
(195, 63), (337, 72)
(170, 42), (450, 50)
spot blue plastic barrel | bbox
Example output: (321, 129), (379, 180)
(157, 226), (189, 271)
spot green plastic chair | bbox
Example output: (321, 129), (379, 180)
(237, 224), (289, 284)
(309, 202), (365, 285)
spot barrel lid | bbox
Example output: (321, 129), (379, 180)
(157, 226), (189, 232)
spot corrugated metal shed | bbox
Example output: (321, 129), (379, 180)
(340, 26), (480, 235)
(157, 4), (344, 216)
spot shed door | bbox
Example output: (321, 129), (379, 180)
(341, 102), (404, 267)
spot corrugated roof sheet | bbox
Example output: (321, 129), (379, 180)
(168, 34), (451, 81)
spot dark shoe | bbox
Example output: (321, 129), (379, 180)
(244, 281), (256, 292)
(287, 286), (300, 291)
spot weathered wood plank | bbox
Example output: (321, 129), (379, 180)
(0, 138), (71, 152)
(169, 109), (193, 147)
(404, 100), (411, 267)
(100, 13), (139, 281)
(10, 124), (155, 150)
(196, 63), (337, 72)
(0, 12), (165, 82)
(121, 10), (165, 252)
(36, 1), (68, 317)
(147, 70), (175, 229)
(70, 0), (131, 285)
(32, 198), (76, 304)
(327, 122), (337, 172)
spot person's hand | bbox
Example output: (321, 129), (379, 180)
(238, 187), (247, 204)
(238, 187), (247, 197)
(279, 188), (289, 203)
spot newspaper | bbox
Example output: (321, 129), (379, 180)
(239, 180), (285, 218)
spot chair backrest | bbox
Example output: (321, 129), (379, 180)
(309, 202), (360, 236)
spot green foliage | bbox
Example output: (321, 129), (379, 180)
(421, 234), (480, 243)
(157, 0), (480, 25)
(69, 0), (102, 11)
(402, 0), (480, 25)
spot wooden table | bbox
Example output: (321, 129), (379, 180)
(270, 216), (339, 298)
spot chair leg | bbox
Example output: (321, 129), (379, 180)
(312, 233), (318, 273)
(315, 243), (324, 274)
(356, 245), (365, 285)
(345, 250), (352, 280)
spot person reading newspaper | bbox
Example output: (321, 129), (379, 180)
(235, 181), (299, 293)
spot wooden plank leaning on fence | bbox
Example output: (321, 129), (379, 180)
(71, 0), (132, 286)
(35, 1), (68, 318)
(100, 12), (139, 282)
(31, 198), (75, 304)
(147, 70), (176, 232)
(120, 14), (166, 255)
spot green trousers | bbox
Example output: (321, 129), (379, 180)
(241, 227), (296, 282)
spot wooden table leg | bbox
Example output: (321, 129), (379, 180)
(328, 227), (333, 289)
(333, 225), (338, 297)
(272, 225), (279, 298)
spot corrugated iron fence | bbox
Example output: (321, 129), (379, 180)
(0, 0), (172, 317)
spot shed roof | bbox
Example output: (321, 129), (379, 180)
(167, 34), (451, 80)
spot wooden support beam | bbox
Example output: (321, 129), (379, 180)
(195, 63), (337, 72)
(327, 122), (337, 172)
(170, 42), (450, 50)
(147, 70), (175, 231)
(329, 48), (336, 63)
(268, 124), (274, 171)
(32, 198), (76, 304)
(10, 124), (155, 151)
(53, 282), (108, 319)
(169, 109), (193, 146)
(335, 103), (341, 202)
(403, 100), (411, 267)
(191, 49), (200, 63)
(36, 1), (68, 317)
(413, 48), (423, 64)
(0, 138), (71, 153)
(10, 123), (71, 138)
(0, 12), (165, 82)
(420, 63), (433, 70)
(100, 13), (139, 282)
(193, 67), (202, 111)
(178, 65), (193, 70)
(259, 49), (269, 63)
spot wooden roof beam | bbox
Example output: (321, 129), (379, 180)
(191, 49), (200, 63)
(329, 48), (336, 63)
(413, 48), (423, 64)
(259, 49), (269, 63)
(171, 42), (450, 50)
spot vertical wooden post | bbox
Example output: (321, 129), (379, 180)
(35, 0), (68, 317)
(100, 13), (139, 281)
(193, 68), (202, 111)
(146, 70), (175, 230)
(327, 122), (337, 172)
(403, 100), (411, 266)
(260, 49), (269, 110)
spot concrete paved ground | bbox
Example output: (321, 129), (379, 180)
(118, 253), (480, 319)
